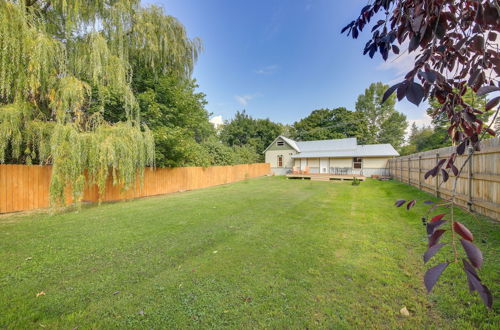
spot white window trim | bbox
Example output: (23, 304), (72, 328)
(277, 155), (283, 167)
(353, 157), (363, 169)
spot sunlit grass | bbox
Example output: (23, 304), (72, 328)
(0, 177), (497, 328)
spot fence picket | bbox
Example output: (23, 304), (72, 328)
(0, 163), (270, 214)
(388, 137), (500, 220)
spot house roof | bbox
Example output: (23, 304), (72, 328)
(295, 138), (357, 152)
(262, 135), (300, 153)
(280, 136), (300, 152)
(290, 144), (399, 158)
(264, 135), (399, 158)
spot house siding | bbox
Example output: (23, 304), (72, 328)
(362, 157), (392, 176)
(265, 149), (297, 175)
(329, 158), (352, 168)
(363, 157), (390, 168)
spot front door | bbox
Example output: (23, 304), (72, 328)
(320, 158), (329, 174)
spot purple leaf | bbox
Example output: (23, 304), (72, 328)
(463, 259), (478, 292)
(341, 21), (354, 34)
(486, 128), (496, 137)
(426, 220), (447, 236)
(406, 200), (416, 210)
(437, 158), (447, 168)
(463, 111), (477, 123)
(460, 240), (483, 268)
(431, 214), (446, 222)
(360, 5), (371, 14)
(406, 82), (424, 106)
(428, 229), (446, 248)
(463, 260), (493, 308)
(441, 169), (449, 182)
(423, 243), (446, 263)
(409, 35), (420, 52)
(451, 164), (459, 176)
(477, 85), (500, 96)
(424, 262), (449, 293)
(395, 200), (406, 207)
(424, 167), (436, 179)
(485, 96), (500, 111)
(419, 70), (437, 83)
(457, 141), (467, 155)
(397, 81), (408, 101)
(382, 83), (400, 104)
(453, 222), (474, 242)
(352, 27), (359, 39)
(423, 200), (435, 205)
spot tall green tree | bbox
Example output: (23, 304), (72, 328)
(220, 110), (283, 160)
(378, 112), (408, 149)
(355, 82), (407, 148)
(400, 125), (449, 156)
(133, 71), (215, 167)
(291, 108), (369, 143)
(0, 1), (201, 203)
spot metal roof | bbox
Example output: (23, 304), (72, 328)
(295, 138), (357, 152)
(290, 144), (399, 158)
(280, 136), (300, 152)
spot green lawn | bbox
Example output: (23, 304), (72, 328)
(0, 177), (498, 328)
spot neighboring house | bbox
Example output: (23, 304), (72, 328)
(263, 136), (399, 176)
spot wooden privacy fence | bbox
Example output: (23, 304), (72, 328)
(0, 163), (270, 214)
(388, 137), (500, 220)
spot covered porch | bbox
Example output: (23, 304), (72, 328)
(291, 157), (363, 176)
(286, 173), (366, 181)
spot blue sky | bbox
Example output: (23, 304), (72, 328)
(143, 0), (431, 129)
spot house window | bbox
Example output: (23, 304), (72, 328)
(277, 141), (284, 146)
(353, 157), (362, 169)
(277, 155), (283, 167)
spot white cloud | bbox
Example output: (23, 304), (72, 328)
(234, 93), (261, 106)
(377, 43), (421, 85)
(255, 65), (278, 75)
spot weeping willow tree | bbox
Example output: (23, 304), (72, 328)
(0, 0), (201, 204)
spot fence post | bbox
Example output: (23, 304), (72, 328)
(408, 157), (411, 185)
(400, 158), (402, 181)
(435, 152), (440, 198)
(418, 155), (422, 190)
(467, 146), (473, 212)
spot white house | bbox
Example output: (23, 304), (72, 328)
(264, 136), (399, 176)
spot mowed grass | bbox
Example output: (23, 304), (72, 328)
(0, 177), (498, 328)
